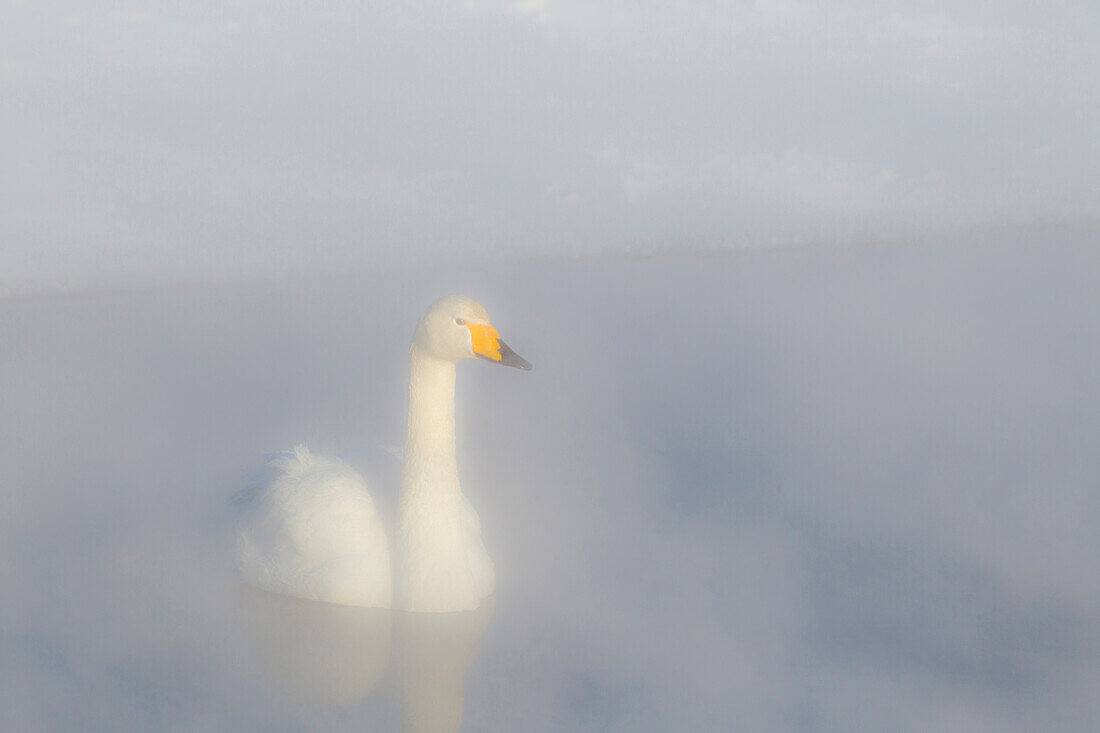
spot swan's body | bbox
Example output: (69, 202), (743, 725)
(235, 447), (393, 607)
(235, 295), (529, 613)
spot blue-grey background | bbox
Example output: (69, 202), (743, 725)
(1, 3), (1098, 731)
(2, 1), (1097, 293)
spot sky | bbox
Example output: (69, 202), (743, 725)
(2, 1), (1098, 292)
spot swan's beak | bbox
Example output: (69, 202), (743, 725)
(468, 323), (532, 371)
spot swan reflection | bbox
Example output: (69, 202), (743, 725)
(240, 589), (493, 730)
(397, 598), (494, 733)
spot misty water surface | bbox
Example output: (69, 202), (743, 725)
(2, 230), (1098, 731)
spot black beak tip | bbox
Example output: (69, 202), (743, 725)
(498, 341), (532, 371)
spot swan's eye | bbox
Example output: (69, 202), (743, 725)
(454, 317), (466, 326)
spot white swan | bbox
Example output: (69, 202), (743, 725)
(235, 295), (530, 613)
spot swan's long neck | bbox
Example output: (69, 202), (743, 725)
(397, 342), (495, 612)
(402, 343), (459, 498)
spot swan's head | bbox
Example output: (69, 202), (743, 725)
(414, 295), (532, 370)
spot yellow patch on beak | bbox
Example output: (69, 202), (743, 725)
(466, 323), (503, 361)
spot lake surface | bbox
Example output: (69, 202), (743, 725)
(2, 229), (1098, 731)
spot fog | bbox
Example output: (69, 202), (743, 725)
(3, 2), (1099, 730)
(2, 229), (1098, 730)
(2, 2), (1098, 293)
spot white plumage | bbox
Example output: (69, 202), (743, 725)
(234, 295), (530, 613)
(235, 447), (393, 608)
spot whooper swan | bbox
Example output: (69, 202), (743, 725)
(235, 295), (530, 613)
